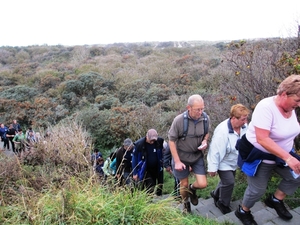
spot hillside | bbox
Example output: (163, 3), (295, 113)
(0, 38), (299, 149)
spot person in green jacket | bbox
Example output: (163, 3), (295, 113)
(13, 128), (26, 154)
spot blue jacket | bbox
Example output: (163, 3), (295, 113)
(237, 134), (300, 176)
(132, 137), (164, 177)
(0, 126), (8, 140)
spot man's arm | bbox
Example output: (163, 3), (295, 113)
(169, 140), (186, 171)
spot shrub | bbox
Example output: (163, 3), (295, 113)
(0, 85), (39, 102)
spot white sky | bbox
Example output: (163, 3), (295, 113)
(1, 0), (300, 47)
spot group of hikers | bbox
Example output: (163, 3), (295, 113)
(1, 75), (300, 225)
(91, 74), (300, 225)
(91, 129), (170, 197)
(0, 119), (40, 155)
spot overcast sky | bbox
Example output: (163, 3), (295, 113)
(1, 0), (300, 47)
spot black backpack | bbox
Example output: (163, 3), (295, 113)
(181, 110), (208, 141)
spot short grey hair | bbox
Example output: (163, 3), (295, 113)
(187, 94), (204, 106)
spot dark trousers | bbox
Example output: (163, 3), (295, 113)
(2, 138), (9, 149)
(143, 168), (164, 196)
(8, 137), (15, 151)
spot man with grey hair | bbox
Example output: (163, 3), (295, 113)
(116, 138), (134, 186)
(168, 94), (210, 213)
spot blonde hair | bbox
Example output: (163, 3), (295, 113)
(230, 104), (250, 119)
(277, 75), (300, 97)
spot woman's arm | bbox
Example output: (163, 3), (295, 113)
(255, 126), (300, 173)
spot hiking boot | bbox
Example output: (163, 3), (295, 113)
(188, 184), (198, 205)
(235, 205), (257, 225)
(264, 195), (293, 220)
(216, 200), (231, 214)
(183, 201), (191, 214)
(210, 190), (219, 207)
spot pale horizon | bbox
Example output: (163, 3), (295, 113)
(1, 0), (300, 47)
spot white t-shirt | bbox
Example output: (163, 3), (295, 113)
(246, 96), (300, 154)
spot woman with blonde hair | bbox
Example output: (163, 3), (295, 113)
(235, 75), (300, 225)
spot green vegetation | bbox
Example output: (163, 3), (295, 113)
(1, 39), (299, 150)
(0, 121), (232, 225)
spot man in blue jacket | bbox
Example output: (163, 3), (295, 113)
(132, 129), (164, 196)
(0, 123), (9, 150)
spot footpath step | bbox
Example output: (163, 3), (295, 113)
(184, 197), (300, 225)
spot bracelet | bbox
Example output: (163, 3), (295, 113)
(285, 155), (293, 163)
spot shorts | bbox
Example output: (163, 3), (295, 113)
(172, 157), (206, 180)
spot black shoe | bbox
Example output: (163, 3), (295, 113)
(264, 195), (293, 220)
(235, 205), (257, 225)
(183, 201), (191, 214)
(210, 190), (219, 207)
(188, 184), (198, 206)
(216, 200), (231, 214)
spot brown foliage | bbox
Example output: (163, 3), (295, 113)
(0, 119), (93, 204)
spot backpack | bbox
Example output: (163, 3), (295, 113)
(135, 148), (147, 180)
(181, 110), (208, 141)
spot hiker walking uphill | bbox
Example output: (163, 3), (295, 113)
(102, 151), (116, 179)
(91, 148), (104, 178)
(132, 129), (164, 196)
(163, 140), (180, 197)
(13, 128), (26, 154)
(235, 75), (300, 225)
(116, 138), (134, 186)
(12, 120), (21, 133)
(168, 94), (210, 213)
(0, 123), (9, 150)
(207, 104), (249, 215)
(6, 124), (16, 152)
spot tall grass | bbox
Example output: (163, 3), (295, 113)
(0, 177), (227, 225)
(0, 120), (231, 225)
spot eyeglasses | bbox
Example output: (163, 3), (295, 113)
(191, 107), (204, 112)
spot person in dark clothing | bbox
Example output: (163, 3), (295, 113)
(6, 124), (16, 151)
(0, 123), (9, 150)
(12, 120), (21, 133)
(132, 129), (164, 196)
(91, 148), (104, 178)
(163, 140), (180, 197)
(116, 138), (134, 186)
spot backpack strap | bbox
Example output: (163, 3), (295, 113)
(181, 110), (209, 141)
(202, 111), (208, 136)
(182, 110), (189, 140)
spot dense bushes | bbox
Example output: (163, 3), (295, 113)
(0, 38), (299, 149)
(0, 85), (39, 102)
